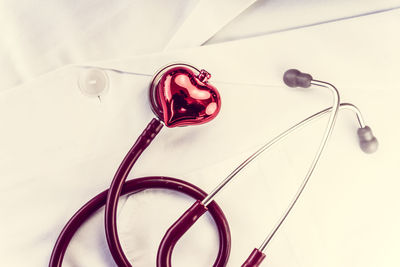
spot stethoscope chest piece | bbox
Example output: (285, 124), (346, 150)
(149, 63), (221, 127)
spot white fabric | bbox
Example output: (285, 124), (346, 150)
(164, 0), (257, 50)
(0, 0), (198, 91)
(3, 0), (399, 92)
(1, 7), (400, 267)
(208, 0), (400, 43)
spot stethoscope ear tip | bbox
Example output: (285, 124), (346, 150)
(358, 126), (378, 153)
(283, 69), (313, 88)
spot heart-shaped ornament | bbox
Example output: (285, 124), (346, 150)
(156, 67), (221, 128)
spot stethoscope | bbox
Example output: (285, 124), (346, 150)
(49, 64), (378, 267)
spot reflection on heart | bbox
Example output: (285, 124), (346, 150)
(157, 67), (221, 127)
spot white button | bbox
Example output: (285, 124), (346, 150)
(78, 68), (109, 97)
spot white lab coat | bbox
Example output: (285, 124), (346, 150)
(1, 1), (399, 266)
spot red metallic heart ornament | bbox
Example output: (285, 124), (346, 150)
(153, 66), (221, 128)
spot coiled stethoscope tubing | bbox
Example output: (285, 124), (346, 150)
(50, 64), (230, 267)
(49, 176), (231, 267)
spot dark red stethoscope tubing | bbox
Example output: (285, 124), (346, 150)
(50, 118), (231, 266)
(104, 119), (164, 266)
(49, 177), (230, 267)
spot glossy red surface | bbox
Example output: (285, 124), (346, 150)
(157, 67), (221, 127)
(242, 248), (266, 267)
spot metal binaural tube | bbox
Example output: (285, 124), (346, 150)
(343, 102), (365, 128)
(201, 102), (369, 207)
(201, 102), (367, 204)
(258, 79), (340, 252)
(245, 103), (377, 266)
(203, 102), (367, 208)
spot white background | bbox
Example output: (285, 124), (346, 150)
(1, 1), (399, 267)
